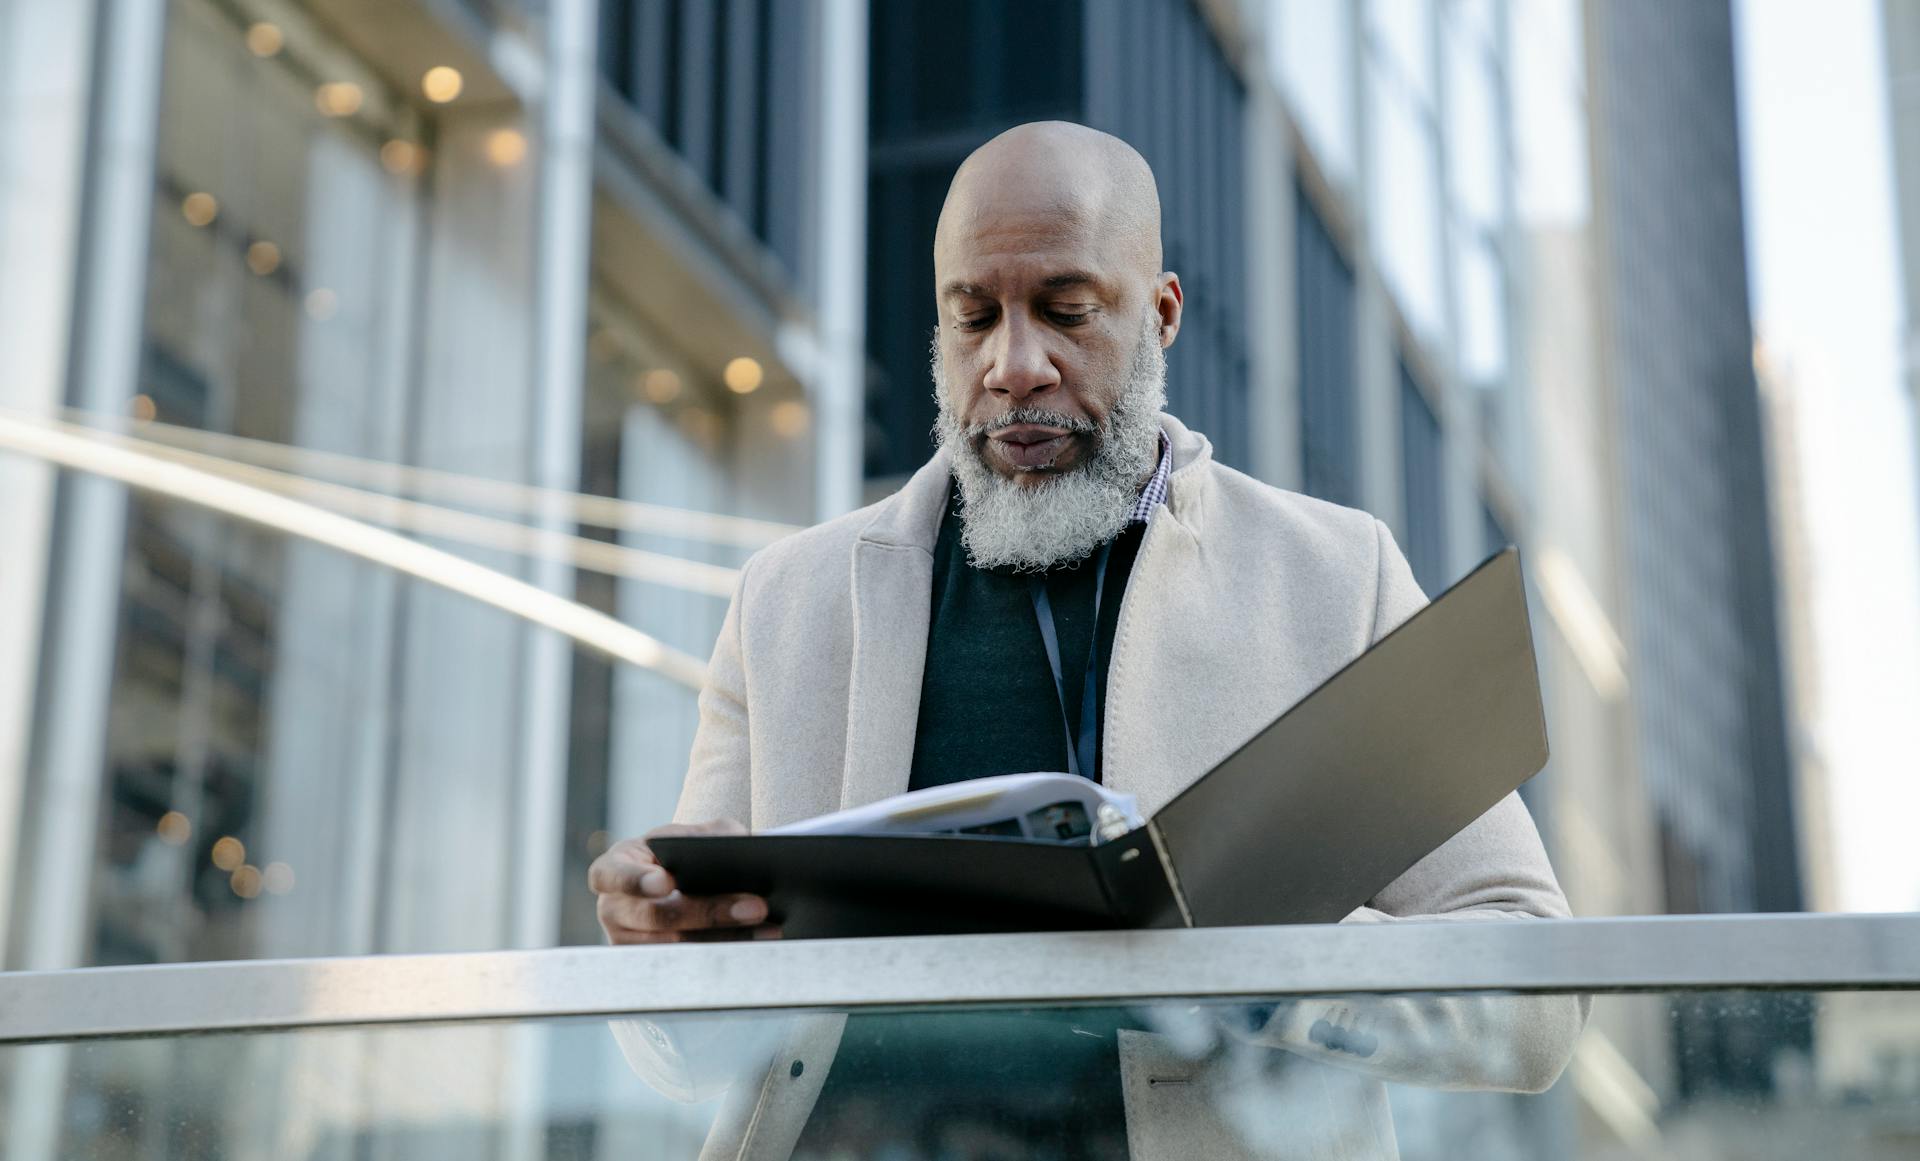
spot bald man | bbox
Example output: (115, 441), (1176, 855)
(592, 122), (1582, 1160)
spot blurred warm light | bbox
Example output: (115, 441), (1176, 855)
(245, 22), (283, 57)
(128, 394), (157, 422)
(379, 139), (425, 176)
(770, 400), (810, 438)
(181, 191), (218, 228)
(484, 128), (527, 167)
(641, 368), (682, 404)
(231, 864), (263, 899)
(421, 65), (463, 103)
(263, 862), (295, 895)
(210, 836), (245, 871)
(586, 830), (610, 856)
(155, 810), (190, 845)
(246, 240), (281, 276)
(723, 357), (764, 394)
(305, 288), (338, 321)
(314, 82), (364, 118)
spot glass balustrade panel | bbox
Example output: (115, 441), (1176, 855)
(2, 990), (1916, 1160)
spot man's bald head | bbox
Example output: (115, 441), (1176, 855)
(935, 121), (1163, 282)
(927, 119), (1183, 566)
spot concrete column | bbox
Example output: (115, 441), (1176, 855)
(1243, 2), (1301, 491)
(11, 0), (164, 975)
(812, 0), (868, 520)
(378, 111), (540, 958)
(0, 0), (98, 968)
(4, 3), (164, 1154)
(508, 6), (597, 1159)
(513, 0), (597, 956)
(256, 130), (422, 961)
(1347, 2), (1401, 529)
(1430, 0), (1481, 585)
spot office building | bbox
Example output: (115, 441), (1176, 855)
(0, 0), (862, 1152)
(0, 0), (1827, 1155)
(1886, 0), (1920, 534)
(1586, 0), (1810, 1099)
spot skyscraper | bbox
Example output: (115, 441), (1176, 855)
(1587, 0), (1809, 1095)
(1883, 0), (1920, 564)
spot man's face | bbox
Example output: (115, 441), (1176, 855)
(935, 208), (1149, 486)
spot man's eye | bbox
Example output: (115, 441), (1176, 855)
(956, 315), (994, 331)
(1049, 310), (1091, 326)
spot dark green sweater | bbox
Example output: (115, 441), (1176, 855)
(799, 488), (1144, 1158)
(908, 485), (1146, 789)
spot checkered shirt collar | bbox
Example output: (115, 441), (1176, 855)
(1128, 430), (1173, 525)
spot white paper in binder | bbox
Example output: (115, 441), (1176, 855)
(764, 771), (1146, 845)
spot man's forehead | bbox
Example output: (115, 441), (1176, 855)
(936, 210), (1119, 291)
(940, 254), (1113, 299)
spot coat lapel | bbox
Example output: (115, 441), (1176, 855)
(838, 456), (951, 808)
(1102, 415), (1218, 815)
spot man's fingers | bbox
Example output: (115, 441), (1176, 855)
(588, 819), (749, 898)
(605, 922), (782, 946)
(587, 839), (663, 897)
(597, 890), (768, 934)
(645, 818), (748, 839)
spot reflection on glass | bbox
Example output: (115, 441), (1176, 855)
(95, 0), (422, 968)
(5, 991), (1913, 1160)
(561, 294), (752, 946)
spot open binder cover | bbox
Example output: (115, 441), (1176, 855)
(652, 548), (1547, 939)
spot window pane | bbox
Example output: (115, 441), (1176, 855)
(1369, 70), (1447, 341)
(1368, 0), (1433, 103)
(1444, 15), (1502, 227)
(1456, 232), (1508, 384)
(1273, 0), (1357, 188)
(1400, 365), (1448, 595)
(1510, 0), (1589, 224)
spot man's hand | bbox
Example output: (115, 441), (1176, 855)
(590, 819), (778, 943)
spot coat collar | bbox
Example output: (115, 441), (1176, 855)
(1154, 411), (1214, 539)
(838, 414), (1214, 809)
(838, 454), (947, 807)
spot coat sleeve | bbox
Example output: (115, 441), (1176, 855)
(673, 557), (756, 825)
(612, 560), (771, 1103)
(1231, 521), (1589, 1093)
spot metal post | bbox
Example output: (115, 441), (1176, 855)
(4, 2), (166, 1155)
(510, 1), (598, 1158)
(0, 0), (100, 971)
(813, 0), (869, 519)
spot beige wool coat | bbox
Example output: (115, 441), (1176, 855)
(616, 414), (1586, 1160)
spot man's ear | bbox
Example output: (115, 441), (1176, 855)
(1155, 272), (1184, 347)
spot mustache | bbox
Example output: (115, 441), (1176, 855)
(965, 407), (1101, 440)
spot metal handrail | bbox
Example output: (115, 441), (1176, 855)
(1, 914), (1914, 1044)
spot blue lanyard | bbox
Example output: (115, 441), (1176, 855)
(1028, 540), (1113, 782)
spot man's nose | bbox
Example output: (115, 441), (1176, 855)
(981, 314), (1060, 402)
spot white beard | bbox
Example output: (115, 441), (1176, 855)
(932, 313), (1168, 573)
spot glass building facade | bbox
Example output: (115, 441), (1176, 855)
(0, 0), (1845, 1156)
(863, 0), (1249, 480)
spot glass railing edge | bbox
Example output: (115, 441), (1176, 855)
(1, 913), (1915, 1045)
